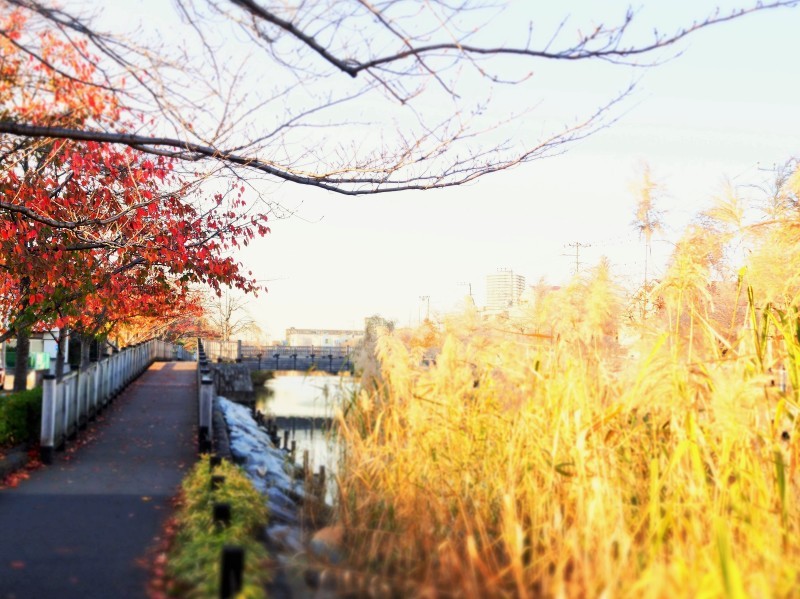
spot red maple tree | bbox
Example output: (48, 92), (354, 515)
(0, 10), (269, 387)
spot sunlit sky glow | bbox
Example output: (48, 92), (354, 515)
(107, 2), (800, 341)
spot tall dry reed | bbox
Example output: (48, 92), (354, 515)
(333, 167), (800, 598)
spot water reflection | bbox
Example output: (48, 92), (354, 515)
(255, 371), (357, 418)
(254, 372), (357, 502)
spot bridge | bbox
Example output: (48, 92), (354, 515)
(202, 339), (356, 374)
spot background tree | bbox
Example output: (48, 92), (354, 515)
(364, 314), (396, 344)
(203, 289), (260, 342)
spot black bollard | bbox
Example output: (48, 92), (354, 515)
(220, 546), (245, 599)
(199, 426), (211, 454)
(213, 502), (232, 529)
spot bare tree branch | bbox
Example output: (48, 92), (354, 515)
(0, 0), (796, 198)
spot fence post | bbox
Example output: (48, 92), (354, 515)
(75, 364), (87, 431)
(199, 376), (214, 453)
(113, 350), (121, 395)
(40, 375), (57, 464)
(199, 362), (209, 391)
(64, 375), (75, 440)
(100, 357), (109, 407)
(89, 358), (99, 421)
(124, 348), (132, 385)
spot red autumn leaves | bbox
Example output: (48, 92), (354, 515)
(0, 9), (269, 342)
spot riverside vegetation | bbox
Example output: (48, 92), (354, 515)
(161, 456), (270, 598)
(333, 167), (800, 598)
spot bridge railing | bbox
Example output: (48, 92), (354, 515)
(39, 339), (186, 464)
(200, 339), (357, 372)
(244, 345), (353, 359)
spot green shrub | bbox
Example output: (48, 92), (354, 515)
(167, 455), (271, 598)
(0, 388), (43, 447)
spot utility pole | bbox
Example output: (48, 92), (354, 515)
(563, 241), (591, 275)
(419, 295), (430, 322)
(457, 282), (473, 299)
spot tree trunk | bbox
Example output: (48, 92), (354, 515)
(13, 327), (30, 392)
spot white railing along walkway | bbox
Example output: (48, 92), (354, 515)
(39, 339), (190, 463)
(196, 339), (214, 453)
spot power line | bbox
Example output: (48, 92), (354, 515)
(563, 241), (591, 275)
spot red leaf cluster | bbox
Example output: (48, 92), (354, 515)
(0, 9), (269, 343)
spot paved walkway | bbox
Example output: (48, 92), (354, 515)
(0, 361), (197, 599)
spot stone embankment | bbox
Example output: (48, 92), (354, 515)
(215, 397), (346, 598)
(212, 363), (254, 404)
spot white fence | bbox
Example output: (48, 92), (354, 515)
(196, 339), (214, 452)
(40, 339), (189, 463)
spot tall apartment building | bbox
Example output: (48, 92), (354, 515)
(486, 269), (526, 311)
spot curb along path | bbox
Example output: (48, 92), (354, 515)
(0, 361), (197, 599)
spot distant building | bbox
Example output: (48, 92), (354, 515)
(285, 327), (364, 347)
(486, 269), (526, 312)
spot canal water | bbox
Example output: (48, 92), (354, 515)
(254, 372), (357, 500)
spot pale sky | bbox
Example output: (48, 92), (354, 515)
(99, 2), (800, 341)
(236, 3), (800, 340)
